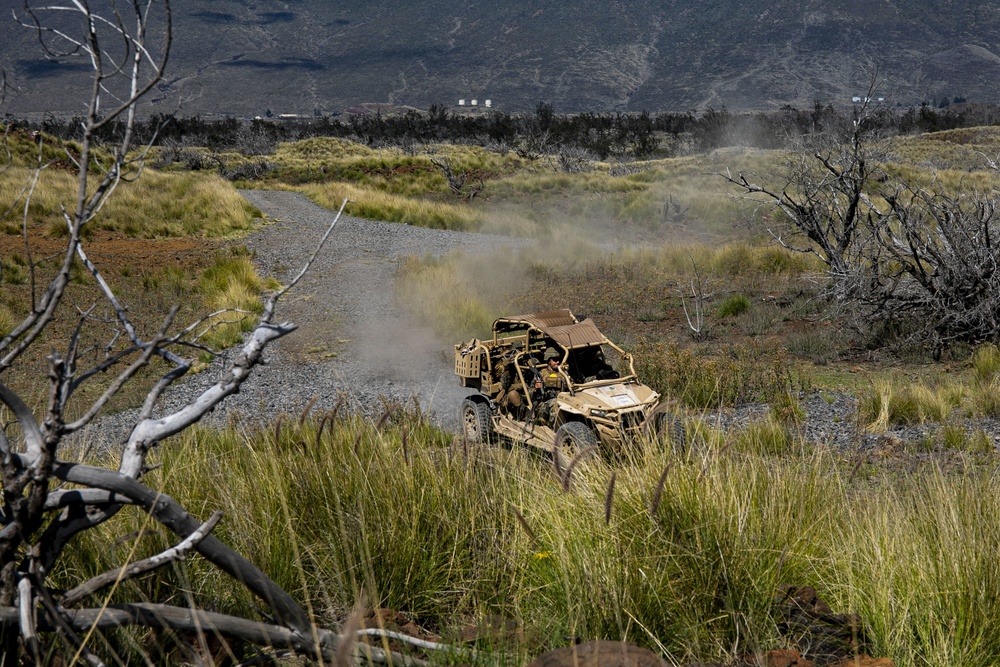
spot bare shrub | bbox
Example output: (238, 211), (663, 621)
(221, 158), (276, 181)
(429, 155), (484, 199)
(557, 145), (594, 173)
(728, 73), (1000, 354)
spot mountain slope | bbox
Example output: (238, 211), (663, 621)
(3, 0), (1000, 116)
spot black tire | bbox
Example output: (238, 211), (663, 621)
(553, 421), (598, 462)
(461, 398), (492, 444)
(655, 411), (687, 455)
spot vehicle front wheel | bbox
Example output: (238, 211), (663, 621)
(654, 411), (687, 455)
(461, 398), (493, 444)
(553, 421), (598, 465)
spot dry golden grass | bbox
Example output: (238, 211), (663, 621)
(891, 127), (1000, 171)
(861, 379), (962, 431)
(54, 412), (1000, 666)
(260, 136), (779, 236)
(0, 303), (16, 337)
(298, 181), (480, 230)
(0, 166), (259, 238)
(196, 250), (281, 350)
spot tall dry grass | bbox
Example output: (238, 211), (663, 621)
(195, 248), (281, 350)
(55, 412), (1000, 666)
(298, 181), (480, 230)
(0, 165), (258, 238)
(860, 379), (963, 431)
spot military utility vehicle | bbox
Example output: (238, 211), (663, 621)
(455, 309), (683, 457)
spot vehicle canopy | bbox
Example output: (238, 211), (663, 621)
(492, 309), (609, 349)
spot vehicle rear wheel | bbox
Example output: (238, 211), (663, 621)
(461, 398), (492, 444)
(655, 411), (687, 455)
(553, 421), (598, 465)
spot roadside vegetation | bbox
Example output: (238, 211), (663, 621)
(58, 410), (1000, 666)
(12, 103), (1000, 664)
(0, 126), (271, 407)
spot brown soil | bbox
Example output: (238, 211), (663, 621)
(0, 226), (226, 410)
(0, 229), (221, 271)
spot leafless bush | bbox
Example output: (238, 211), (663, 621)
(557, 146), (594, 173)
(728, 74), (1000, 353)
(513, 129), (553, 160)
(397, 136), (425, 156)
(660, 194), (690, 224)
(429, 155), (484, 199)
(487, 138), (511, 156)
(178, 147), (219, 171)
(609, 162), (652, 177)
(221, 158), (276, 181)
(232, 122), (277, 156)
(679, 259), (713, 340)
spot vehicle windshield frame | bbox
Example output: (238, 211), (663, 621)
(562, 340), (637, 390)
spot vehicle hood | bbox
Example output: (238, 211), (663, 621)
(572, 382), (659, 412)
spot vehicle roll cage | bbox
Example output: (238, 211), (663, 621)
(491, 309), (637, 391)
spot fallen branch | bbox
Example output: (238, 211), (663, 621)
(61, 511), (223, 607)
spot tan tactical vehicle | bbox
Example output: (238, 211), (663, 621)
(455, 309), (684, 457)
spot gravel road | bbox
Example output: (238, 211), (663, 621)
(152, 190), (528, 432)
(223, 192), (868, 448)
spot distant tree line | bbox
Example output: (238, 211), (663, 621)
(13, 100), (1000, 160)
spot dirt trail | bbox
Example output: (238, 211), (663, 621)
(236, 190), (526, 431)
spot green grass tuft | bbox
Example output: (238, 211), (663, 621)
(717, 294), (751, 318)
(861, 379), (959, 430)
(634, 341), (792, 408)
(972, 343), (1000, 385)
(195, 249), (268, 349)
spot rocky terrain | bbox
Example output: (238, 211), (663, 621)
(5, 1), (1000, 115)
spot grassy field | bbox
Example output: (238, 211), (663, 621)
(226, 136), (778, 240)
(57, 411), (1000, 666)
(14, 123), (1000, 664)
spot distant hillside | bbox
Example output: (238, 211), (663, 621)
(3, 0), (1000, 116)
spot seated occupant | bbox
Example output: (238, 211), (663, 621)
(570, 346), (619, 382)
(593, 348), (619, 380)
(534, 346), (567, 424)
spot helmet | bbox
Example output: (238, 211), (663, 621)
(543, 347), (560, 361)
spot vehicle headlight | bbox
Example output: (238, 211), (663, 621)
(590, 409), (609, 419)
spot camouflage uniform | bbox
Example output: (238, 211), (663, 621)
(499, 362), (525, 415)
(536, 348), (568, 424)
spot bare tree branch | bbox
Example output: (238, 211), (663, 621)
(61, 510), (223, 607)
(0, 603), (337, 662)
(17, 576), (38, 662)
